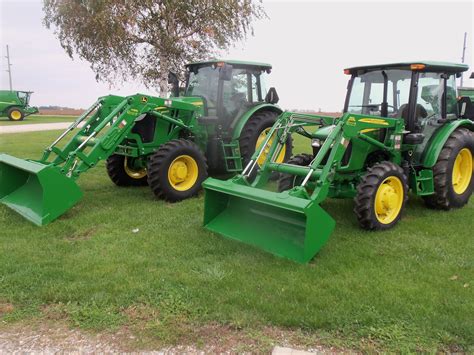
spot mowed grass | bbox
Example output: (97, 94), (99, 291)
(0, 115), (76, 126)
(0, 130), (473, 352)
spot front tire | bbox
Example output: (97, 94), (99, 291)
(239, 110), (292, 168)
(354, 161), (408, 230)
(106, 154), (148, 186)
(423, 128), (473, 209)
(147, 139), (208, 202)
(8, 107), (24, 121)
(277, 154), (314, 192)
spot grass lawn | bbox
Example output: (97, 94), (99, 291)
(0, 130), (473, 352)
(0, 115), (76, 126)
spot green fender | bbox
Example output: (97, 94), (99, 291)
(231, 103), (282, 140)
(422, 119), (474, 168)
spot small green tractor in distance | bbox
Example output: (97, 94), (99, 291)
(0, 90), (38, 121)
(0, 60), (291, 225)
(203, 61), (474, 263)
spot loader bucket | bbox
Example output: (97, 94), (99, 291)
(0, 154), (83, 225)
(203, 178), (335, 263)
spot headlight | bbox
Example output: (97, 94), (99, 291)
(311, 139), (321, 148)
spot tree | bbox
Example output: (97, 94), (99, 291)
(43, 0), (265, 94)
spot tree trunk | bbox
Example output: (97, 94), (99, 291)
(158, 53), (169, 97)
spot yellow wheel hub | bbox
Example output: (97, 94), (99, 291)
(256, 128), (286, 165)
(10, 110), (22, 120)
(124, 158), (147, 179)
(452, 148), (473, 195)
(168, 155), (198, 191)
(374, 176), (404, 224)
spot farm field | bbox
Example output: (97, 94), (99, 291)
(0, 130), (473, 352)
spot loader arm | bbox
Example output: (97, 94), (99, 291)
(0, 94), (200, 225)
(240, 112), (402, 199)
(39, 95), (199, 179)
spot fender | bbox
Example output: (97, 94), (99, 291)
(231, 103), (282, 140)
(422, 119), (474, 168)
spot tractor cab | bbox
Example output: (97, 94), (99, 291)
(344, 62), (469, 133)
(17, 91), (34, 106)
(183, 60), (277, 129)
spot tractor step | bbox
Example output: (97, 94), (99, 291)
(221, 141), (243, 172)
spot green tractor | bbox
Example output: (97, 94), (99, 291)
(0, 60), (291, 225)
(0, 90), (39, 121)
(203, 61), (474, 263)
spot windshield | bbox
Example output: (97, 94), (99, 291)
(17, 91), (29, 104)
(347, 69), (412, 117)
(185, 66), (219, 109)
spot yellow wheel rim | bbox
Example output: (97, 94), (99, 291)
(256, 128), (286, 165)
(10, 110), (22, 120)
(167, 155), (199, 191)
(374, 176), (404, 225)
(452, 148), (473, 195)
(123, 158), (147, 179)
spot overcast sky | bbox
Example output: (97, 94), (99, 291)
(1, 0), (473, 111)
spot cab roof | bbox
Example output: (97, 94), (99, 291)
(186, 59), (272, 71)
(345, 61), (469, 75)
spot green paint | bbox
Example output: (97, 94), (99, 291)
(203, 178), (335, 263)
(0, 154), (83, 225)
(422, 119), (474, 168)
(230, 103), (282, 140)
(345, 61), (469, 74)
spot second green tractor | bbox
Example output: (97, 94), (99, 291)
(204, 61), (474, 263)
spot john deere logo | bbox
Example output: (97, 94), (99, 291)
(141, 96), (148, 103)
(347, 117), (356, 126)
(127, 108), (139, 115)
(359, 118), (389, 126)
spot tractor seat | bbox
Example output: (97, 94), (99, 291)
(398, 103), (428, 133)
(458, 96), (474, 120)
(198, 116), (219, 125)
(398, 104), (428, 122)
(403, 132), (425, 145)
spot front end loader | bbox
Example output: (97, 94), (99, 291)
(203, 61), (474, 263)
(0, 60), (292, 225)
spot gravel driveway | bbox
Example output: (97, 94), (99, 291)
(0, 122), (84, 134)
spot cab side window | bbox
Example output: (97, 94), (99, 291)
(417, 73), (443, 118)
(222, 69), (249, 118)
(446, 74), (458, 118)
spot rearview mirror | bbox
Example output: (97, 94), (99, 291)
(265, 87), (279, 104)
(219, 64), (233, 81)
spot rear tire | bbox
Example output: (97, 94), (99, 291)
(354, 161), (408, 230)
(106, 154), (148, 187)
(147, 139), (208, 202)
(423, 128), (473, 209)
(7, 107), (24, 121)
(239, 110), (293, 170)
(277, 154), (314, 192)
